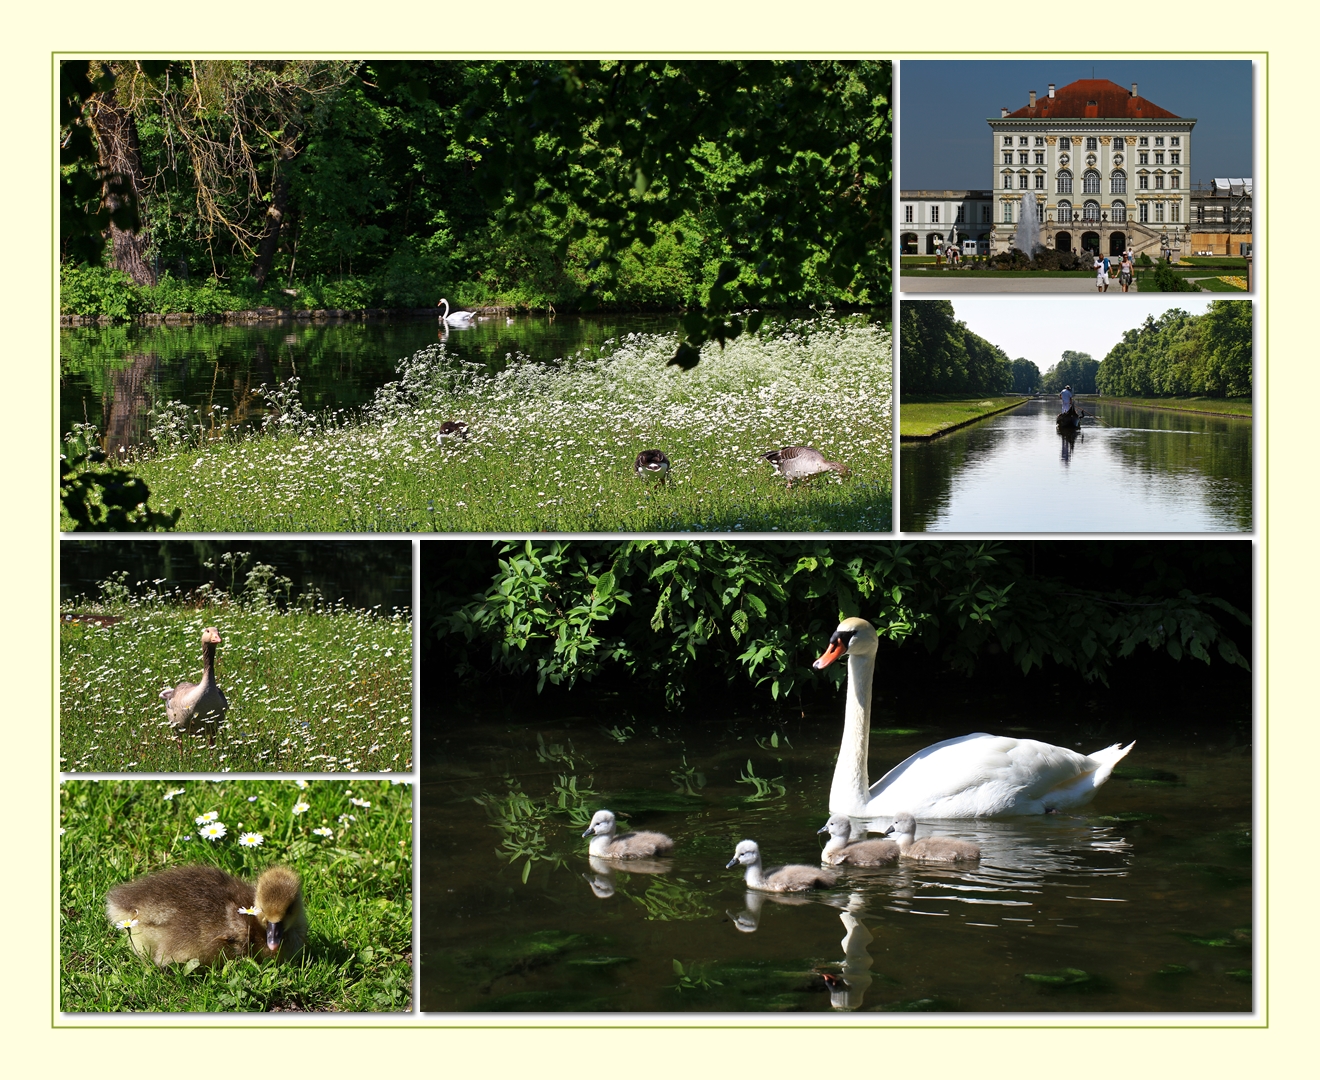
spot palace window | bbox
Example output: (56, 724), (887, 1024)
(1019, 174), (1029, 189)
(1086, 137), (1098, 151)
(1060, 137), (1072, 150)
(1156, 202), (1165, 222)
(1083, 200), (1101, 222)
(1139, 174), (1149, 190)
(1155, 174), (1164, 190)
(1019, 153), (1029, 165)
(956, 206), (965, 222)
(1140, 203), (1149, 223)
(1035, 152), (1045, 165)
(904, 205), (913, 223)
(1019, 137), (1029, 145)
(1003, 152), (1013, 164)
(1057, 200), (1073, 223)
(1035, 136), (1045, 146)
(1003, 135), (1013, 146)
(1155, 152), (1164, 165)
(1111, 201), (1127, 222)
(1113, 137), (1126, 149)
(1037, 201), (1045, 222)
(1003, 173), (1013, 189)
(1171, 152), (1180, 165)
(1139, 152), (1149, 165)
(1083, 170), (1101, 194)
(1172, 202), (1180, 223)
(1171, 136), (1180, 146)
(1155, 136), (1164, 146)
(1035, 174), (1045, 189)
(931, 207), (939, 223)
(1004, 201), (1014, 223)
(981, 205), (991, 223)
(1139, 136), (1149, 146)
(1110, 170), (1127, 194)
(1169, 172), (1180, 189)
(1057, 170), (1073, 194)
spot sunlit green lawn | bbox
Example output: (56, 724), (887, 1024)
(60, 778), (412, 1013)
(898, 396), (1029, 438)
(95, 318), (892, 533)
(60, 592), (411, 774)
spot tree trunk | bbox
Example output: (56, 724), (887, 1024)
(252, 147), (296, 287)
(89, 86), (156, 286)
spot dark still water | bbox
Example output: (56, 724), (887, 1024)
(419, 708), (1252, 1014)
(60, 313), (682, 450)
(900, 399), (1252, 532)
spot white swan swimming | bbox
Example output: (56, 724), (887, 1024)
(813, 617), (1134, 818)
(437, 298), (478, 327)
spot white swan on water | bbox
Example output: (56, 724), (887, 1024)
(814, 617), (1134, 818)
(437, 298), (478, 327)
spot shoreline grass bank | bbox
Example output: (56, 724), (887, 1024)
(1098, 396), (1252, 417)
(899, 396), (1030, 440)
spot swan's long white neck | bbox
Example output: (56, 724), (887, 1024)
(829, 648), (874, 813)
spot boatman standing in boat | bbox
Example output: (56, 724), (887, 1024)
(1060, 384), (1075, 416)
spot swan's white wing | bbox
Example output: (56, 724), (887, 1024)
(865, 733), (1106, 818)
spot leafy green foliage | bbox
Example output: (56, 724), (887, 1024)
(1042, 350), (1100, 395)
(1096, 301), (1251, 399)
(899, 300), (1012, 396)
(432, 540), (1249, 707)
(60, 427), (182, 532)
(60, 778), (412, 1013)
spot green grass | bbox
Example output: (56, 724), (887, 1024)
(1101, 396), (1252, 417)
(60, 778), (412, 1013)
(1190, 276), (1249, 292)
(60, 592), (411, 774)
(898, 396), (1029, 438)
(74, 317), (891, 533)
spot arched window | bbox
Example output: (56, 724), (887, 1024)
(1110, 201), (1127, 223)
(1057, 169), (1073, 194)
(1110, 170), (1127, 194)
(1056, 200), (1073, 223)
(1083, 170), (1101, 194)
(1083, 200), (1101, 222)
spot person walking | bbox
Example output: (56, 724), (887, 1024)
(1094, 255), (1106, 293)
(1119, 253), (1133, 293)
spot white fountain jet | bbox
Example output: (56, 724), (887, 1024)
(1014, 191), (1041, 257)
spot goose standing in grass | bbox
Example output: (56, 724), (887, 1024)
(436, 420), (470, 443)
(814, 617), (1135, 818)
(160, 626), (228, 747)
(762, 446), (849, 489)
(106, 865), (307, 967)
(582, 809), (674, 859)
(726, 839), (838, 893)
(634, 449), (671, 483)
(817, 814), (899, 867)
(884, 812), (981, 862)
(437, 298), (478, 327)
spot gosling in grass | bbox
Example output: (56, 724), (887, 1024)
(762, 446), (849, 490)
(160, 627), (228, 747)
(817, 814), (899, 867)
(634, 449), (671, 484)
(884, 812), (981, 863)
(106, 865), (307, 967)
(581, 809), (674, 859)
(726, 839), (838, 893)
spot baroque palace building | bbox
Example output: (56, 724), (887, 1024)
(988, 79), (1195, 258)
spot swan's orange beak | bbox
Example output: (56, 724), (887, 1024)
(813, 639), (847, 670)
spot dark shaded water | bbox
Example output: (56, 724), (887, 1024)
(900, 399), (1252, 532)
(420, 709), (1252, 1014)
(60, 313), (682, 450)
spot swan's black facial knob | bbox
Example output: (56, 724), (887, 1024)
(813, 629), (856, 671)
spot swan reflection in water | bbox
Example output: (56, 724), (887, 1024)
(582, 855), (672, 899)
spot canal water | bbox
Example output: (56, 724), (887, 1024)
(900, 398), (1252, 533)
(60, 312), (682, 451)
(419, 705), (1252, 1014)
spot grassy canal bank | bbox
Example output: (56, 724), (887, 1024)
(1099, 396), (1252, 417)
(899, 396), (1029, 439)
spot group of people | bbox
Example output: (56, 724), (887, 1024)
(1092, 248), (1135, 294)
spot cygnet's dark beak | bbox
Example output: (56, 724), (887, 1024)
(883, 825), (895, 836)
(582, 825), (595, 838)
(725, 855), (740, 870)
(266, 919), (283, 951)
(816, 824), (829, 835)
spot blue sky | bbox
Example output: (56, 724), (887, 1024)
(899, 60), (1254, 190)
(937, 296), (1216, 369)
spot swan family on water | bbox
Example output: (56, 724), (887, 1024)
(577, 617), (1132, 896)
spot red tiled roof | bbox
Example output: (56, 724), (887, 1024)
(1004, 79), (1180, 120)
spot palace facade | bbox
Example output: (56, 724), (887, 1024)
(987, 79), (1196, 258)
(898, 191), (995, 254)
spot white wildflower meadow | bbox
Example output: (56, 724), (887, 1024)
(131, 317), (892, 532)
